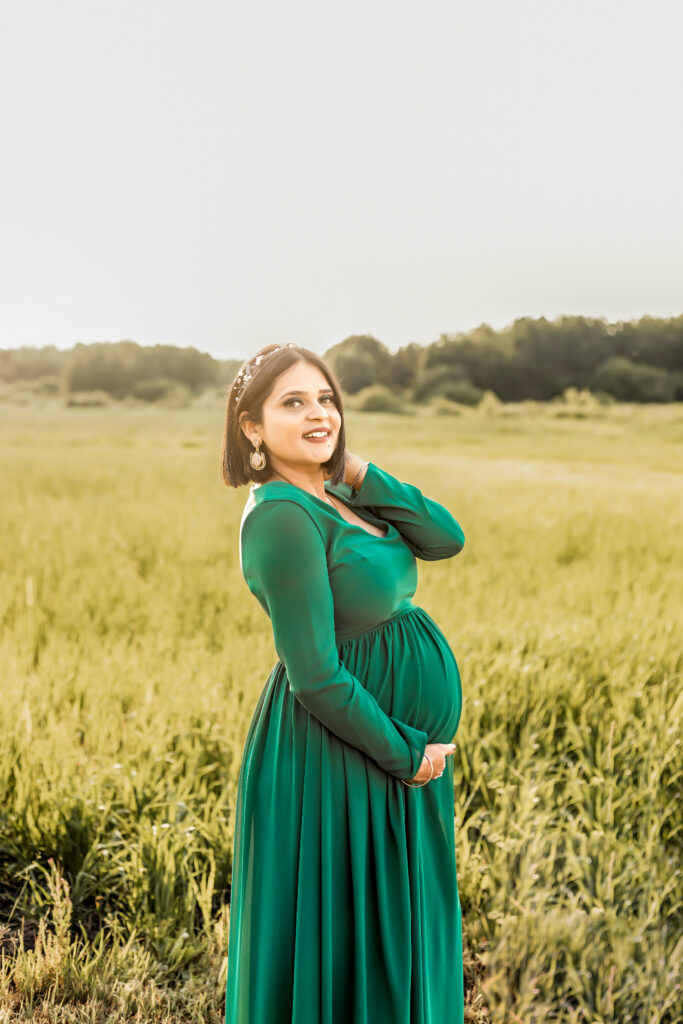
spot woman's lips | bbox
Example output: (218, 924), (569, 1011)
(302, 431), (332, 444)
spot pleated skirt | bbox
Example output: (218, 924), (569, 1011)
(225, 605), (464, 1024)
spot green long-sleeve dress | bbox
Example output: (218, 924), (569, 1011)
(225, 461), (466, 1024)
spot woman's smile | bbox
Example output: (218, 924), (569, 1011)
(301, 427), (333, 444)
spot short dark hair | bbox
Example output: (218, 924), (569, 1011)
(220, 343), (347, 488)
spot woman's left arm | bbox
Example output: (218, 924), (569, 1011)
(336, 458), (465, 561)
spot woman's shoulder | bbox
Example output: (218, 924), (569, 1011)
(239, 484), (329, 579)
(240, 483), (326, 545)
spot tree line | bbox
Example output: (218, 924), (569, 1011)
(1, 314), (682, 404)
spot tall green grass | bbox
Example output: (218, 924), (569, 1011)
(1, 399), (681, 1022)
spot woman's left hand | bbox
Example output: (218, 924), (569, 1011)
(323, 450), (366, 486)
(342, 450), (368, 488)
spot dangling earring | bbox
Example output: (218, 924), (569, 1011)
(250, 442), (267, 470)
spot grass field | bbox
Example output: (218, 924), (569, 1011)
(0, 397), (681, 1023)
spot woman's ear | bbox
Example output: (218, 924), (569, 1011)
(238, 412), (257, 445)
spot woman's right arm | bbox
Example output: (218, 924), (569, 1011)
(240, 498), (428, 780)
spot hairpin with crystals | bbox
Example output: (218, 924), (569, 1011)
(232, 342), (298, 404)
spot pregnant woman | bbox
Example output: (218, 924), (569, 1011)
(221, 342), (466, 1024)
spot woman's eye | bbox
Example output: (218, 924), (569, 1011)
(285, 395), (335, 407)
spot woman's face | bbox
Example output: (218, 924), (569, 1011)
(241, 360), (342, 476)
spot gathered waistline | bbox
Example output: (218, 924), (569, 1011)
(334, 603), (423, 643)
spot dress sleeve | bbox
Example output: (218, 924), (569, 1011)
(240, 498), (429, 779)
(340, 461), (465, 561)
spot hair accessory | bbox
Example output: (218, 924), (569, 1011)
(232, 342), (298, 404)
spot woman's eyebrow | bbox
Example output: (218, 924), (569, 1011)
(278, 388), (334, 399)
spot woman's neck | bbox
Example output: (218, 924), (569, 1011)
(265, 468), (334, 506)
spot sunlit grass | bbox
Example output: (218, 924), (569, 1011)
(1, 399), (681, 1022)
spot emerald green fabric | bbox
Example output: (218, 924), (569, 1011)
(225, 462), (466, 1023)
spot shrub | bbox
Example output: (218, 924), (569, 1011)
(17, 374), (61, 396)
(131, 377), (179, 402)
(590, 357), (676, 403)
(440, 380), (484, 406)
(478, 389), (503, 415)
(131, 378), (191, 406)
(430, 397), (463, 416)
(65, 390), (111, 407)
(561, 386), (600, 409)
(353, 385), (406, 413)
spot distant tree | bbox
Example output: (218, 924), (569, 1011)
(384, 342), (425, 394)
(415, 315), (683, 401)
(421, 328), (510, 398)
(214, 358), (242, 388)
(63, 340), (220, 398)
(590, 357), (677, 402)
(609, 315), (683, 370)
(323, 335), (393, 394)
(3, 314), (681, 405)
(413, 363), (470, 402)
(0, 345), (68, 382)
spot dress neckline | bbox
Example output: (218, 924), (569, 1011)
(255, 478), (393, 541)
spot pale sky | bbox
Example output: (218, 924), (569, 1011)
(2, 0), (682, 359)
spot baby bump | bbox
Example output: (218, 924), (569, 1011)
(337, 604), (463, 744)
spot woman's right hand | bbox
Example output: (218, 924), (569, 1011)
(405, 742), (456, 785)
